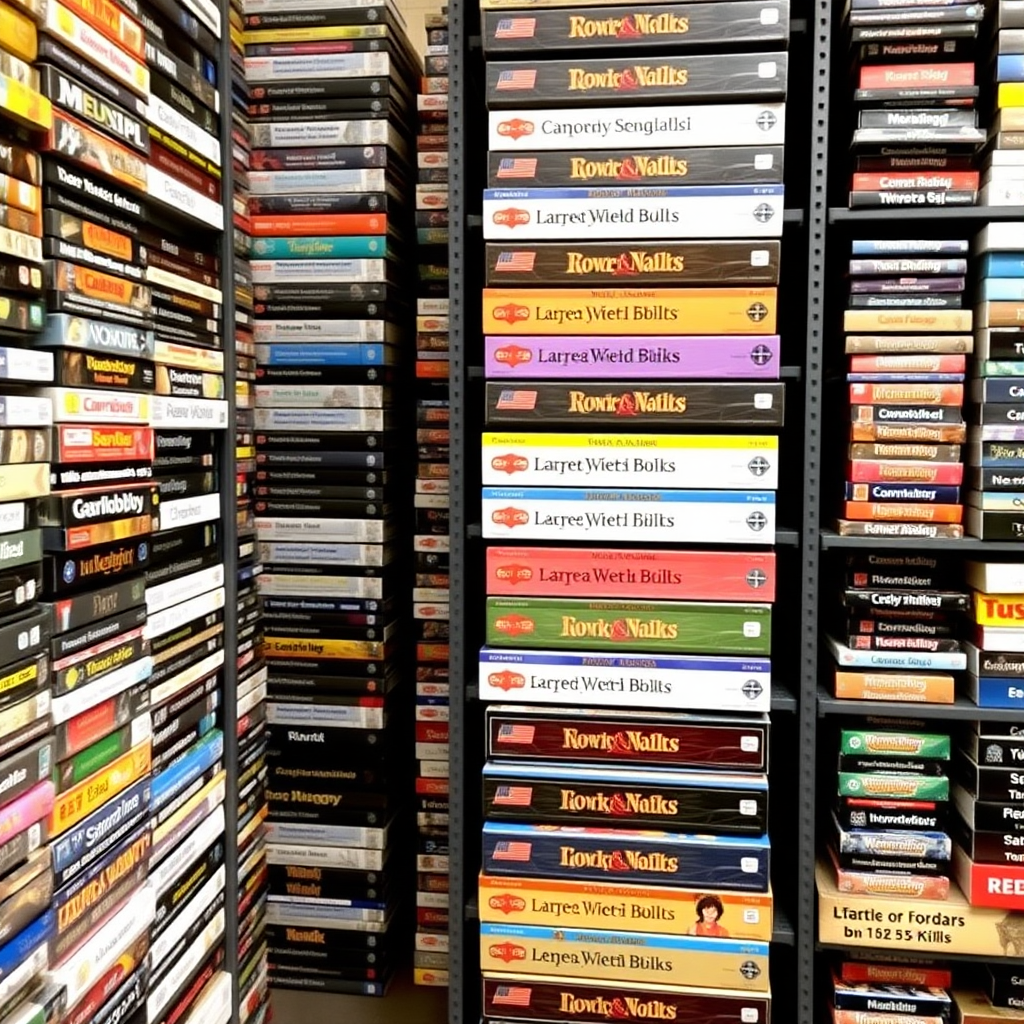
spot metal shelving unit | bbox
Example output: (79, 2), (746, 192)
(447, 0), (823, 1020)
(444, 0), (1024, 1021)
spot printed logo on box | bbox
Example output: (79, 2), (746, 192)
(489, 670), (526, 691)
(491, 454), (528, 475)
(493, 304), (530, 323)
(489, 894), (526, 914)
(489, 942), (527, 963)
(493, 208), (530, 228)
(493, 614), (535, 636)
(494, 563), (533, 584)
(497, 118), (534, 140)
(492, 507), (529, 527)
(495, 345), (532, 367)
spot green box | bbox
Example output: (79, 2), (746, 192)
(485, 597), (771, 656)
(840, 729), (951, 761)
(837, 772), (949, 802)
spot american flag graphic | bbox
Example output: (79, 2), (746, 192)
(494, 247), (537, 270)
(493, 785), (533, 806)
(495, 390), (537, 411)
(492, 840), (532, 862)
(493, 986), (533, 1007)
(497, 723), (536, 743)
(495, 158), (538, 180)
(496, 68), (538, 90)
(494, 17), (536, 38)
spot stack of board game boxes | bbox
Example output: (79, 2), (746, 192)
(986, 1), (1024, 205)
(830, 957), (953, 1024)
(0, 50), (56, 1019)
(413, 6), (451, 991)
(829, 724), (954, 899)
(844, 0), (985, 209)
(953, 713), (1024, 907)
(244, 0), (417, 996)
(476, 0), (788, 1012)
(968, 222), (1024, 541)
(838, 239), (973, 541)
(0, 0), (237, 1013)
(955, 560), (1024, 905)
(827, 554), (968, 705)
(964, 562), (1024, 714)
(231, 4), (270, 1021)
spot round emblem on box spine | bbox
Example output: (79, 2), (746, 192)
(746, 569), (767, 589)
(740, 961), (762, 980)
(62, 560), (76, 584)
(742, 679), (763, 700)
(746, 511), (767, 532)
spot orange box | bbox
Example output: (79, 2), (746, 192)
(61, 0), (144, 57)
(833, 670), (956, 703)
(843, 502), (963, 523)
(250, 214), (387, 237)
(849, 382), (964, 406)
(850, 422), (967, 443)
(482, 287), (777, 336)
(979, 301), (1024, 328)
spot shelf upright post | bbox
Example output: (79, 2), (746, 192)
(800, 0), (832, 1019)
(215, 0), (241, 1014)
(448, 0), (468, 1017)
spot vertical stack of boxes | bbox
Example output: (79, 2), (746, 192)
(829, 724), (953, 898)
(964, 561), (1024, 715)
(830, 958), (952, 1024)
(244, 0), (417, 996)
(0, 39), (55, 1017)
(231, 4), (269, 1021)
(31, 0), (161, 1015)
(844, 0), (984, 209)
(828, 555), (968, 705)
(954, 559), (1024, 905)
(413, 5), (450, 991)
(136, 0), (231, 1016)
(968, 222), (1024, 542)
(837, 239), (972, 542)
(953, 711), (1024, 906)
(475, 0), (788, 1010)
(985, 2), (1024, 206)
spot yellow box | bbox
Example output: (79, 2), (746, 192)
(972, 592), (1024, 627)
(50, 741), (151, 837)
(480, 922), (770, 990)
(843, 310), (973, 333)
(817, 860), (1024, 959)
(998, 85), (1024, 109)
(0, 75), (50, 131)
(482, 287), (777, 336)
(242, 23), (387, 43)
(479, 874), (774, 940)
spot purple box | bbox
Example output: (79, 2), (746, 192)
(484, 335), (782, 379)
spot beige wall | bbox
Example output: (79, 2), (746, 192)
(395, 0), (444, 61)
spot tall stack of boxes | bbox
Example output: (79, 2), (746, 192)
(245, 0), (417, 996)
(475, 0), (786, 1011)
(968, 222), (1024, 542)
(985, 3), (1024, 206)
(231, 3), (269, 1021)
(413, 6), (450, 990)
(0, 39), (55, 1024)
(837, 240), (971, 542)
(843, 0), (984, 209)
